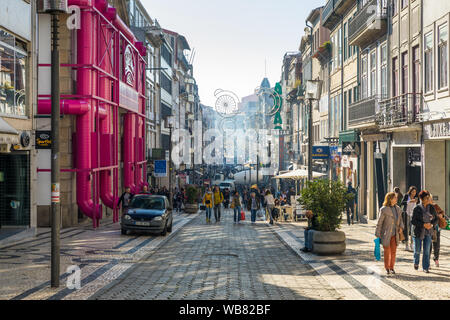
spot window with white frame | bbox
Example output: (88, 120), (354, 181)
(424, 32), (433, 93)
(438, 24), (448, 89)
(370, 51), (376, 97)
(361, 55), (368, 99)
(381, 44), (388, 98)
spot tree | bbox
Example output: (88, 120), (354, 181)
(298, 179), (354, 232)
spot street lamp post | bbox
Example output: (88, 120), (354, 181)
(166, 116), (174, 207)
(38, 0), (68, 289)
(305, 80), (322, 182)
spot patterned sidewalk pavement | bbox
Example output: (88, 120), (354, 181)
(270, 218), (450, 300)
(0, 211), (197, 300)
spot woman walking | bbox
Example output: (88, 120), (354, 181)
(401, 186), (418, 251)
(231, 191), (242, 224)
(202, 187), (214, 223)
(411, 190), (438, 273)
(430, 195), (447, 267)
(264, 190), (276, 225)
(375, 192), (404, 275)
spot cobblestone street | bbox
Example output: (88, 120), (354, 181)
(91, 209), (341, 300)
(1, 207), (449, 300)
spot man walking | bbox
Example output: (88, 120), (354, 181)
(346, 182), (357, 225)
(118, 186), (134, 215)
(213, 186), (224, 222)
(247, 191), (260, 224)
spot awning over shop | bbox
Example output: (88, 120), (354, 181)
(274, 169), (326, 180)
(0, 117), (19, 144)
(339, 129), (360, 144)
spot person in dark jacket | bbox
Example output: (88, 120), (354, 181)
(346, 182), (357, 225)
(247, 191), (261, 224)
(401, 186), (418, 251)
(411, 190), (438, 273)
(429, 196), (447, 268)
(118, 187), (134, 215)
(301, 210), (319, 253)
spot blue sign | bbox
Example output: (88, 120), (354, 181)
(154, 160), (167, 177)
(312, 146), (330, 159)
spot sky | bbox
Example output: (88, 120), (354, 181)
(141, 0), (326, 107)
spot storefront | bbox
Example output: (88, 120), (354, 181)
(390, 131), (422, 194)
(423, 120), (450, 215)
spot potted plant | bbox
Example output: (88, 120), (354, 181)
(298, 179), (354, 255)
(184, 185), (200, 214)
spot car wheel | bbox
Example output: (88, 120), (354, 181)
(167, 220), (173, 232)
(121, 228), (127, 235)
(161, 222), (168, 236)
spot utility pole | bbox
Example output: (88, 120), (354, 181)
(50, 9), (62, 289)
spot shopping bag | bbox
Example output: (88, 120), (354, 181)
(446, 218), (450, 230)
(240, 210), (246, 221)
(374, 238), (381, 261)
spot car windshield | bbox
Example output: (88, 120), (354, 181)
(220, 183), (230, 188)
(129, 197), (165, 210)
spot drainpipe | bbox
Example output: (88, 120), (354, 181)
(306, 20), (313, 176)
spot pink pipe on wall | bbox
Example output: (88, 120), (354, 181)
(98, 3), (115, 209)
(37, 99), (107, 118)
(75, 3), (101, 222)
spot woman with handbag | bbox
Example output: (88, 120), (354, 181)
(411, 190), (438, 273)
(202, 187), (214, 224)
(375, 192), (404, 275)
(429, 195), (448, 268)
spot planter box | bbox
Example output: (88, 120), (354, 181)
(311, 230), (346, 255)
(184, 203), (199, 214)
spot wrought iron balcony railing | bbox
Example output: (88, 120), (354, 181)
(323, 0), (356, 30)
(376, 93), (423, 129)
(348, 95), (383, 126)
(348, 0), (388, 47)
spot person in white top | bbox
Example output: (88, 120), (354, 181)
(265, 190), (276, 225)
(401, 186), (418, 252)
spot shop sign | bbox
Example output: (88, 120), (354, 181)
(124, 45), (135, 86)
(312, 146), (330, 159)
(36, 131), (52, 149)
(154, 160), (167, 177)
(119, 81), (139, 113)
(341, 155), (350, 168)
(424, 121), (450, 140)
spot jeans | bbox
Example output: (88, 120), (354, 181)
(431, 230), (441, 261)
(233, 206), (241, 222)
(214, 205), (221, 222)
(403, 214), (412, 243)
(414, 235), (432, 270)
(346, 205), (354, 225)
(251, 209), (257, 223)
(205, 207), (212, 220)
(267, 205), (275, 223)
(304, 229), (314, 251)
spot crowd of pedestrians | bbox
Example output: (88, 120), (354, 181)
(376, 186), (448, 275)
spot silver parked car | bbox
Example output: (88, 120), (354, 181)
(121, 195), (173, 236)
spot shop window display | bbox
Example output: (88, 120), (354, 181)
(0, 29), (27, 117)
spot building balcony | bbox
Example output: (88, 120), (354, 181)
(348, 0), (388, 48)
(177, 53), (191, 71)
(323, 0), (356, 30)
(376, 93), (423, 130)
(348, 95), (381, 127)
